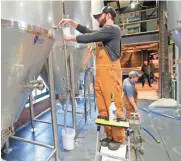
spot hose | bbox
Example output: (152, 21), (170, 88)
(138, 107), (181, 120)
(141, 126), (160, 143)
(83, 67), (97, 123)
(136, 107), (181, 144)
(84, 68), (91, 123)
(92, 75), (96, 112)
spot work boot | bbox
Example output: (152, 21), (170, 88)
(108, 140), (121, 151)
(101, 138), (112, 147)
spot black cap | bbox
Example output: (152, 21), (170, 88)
(93, 6), (117, 19)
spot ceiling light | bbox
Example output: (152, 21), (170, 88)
(131, 3), (135, 9)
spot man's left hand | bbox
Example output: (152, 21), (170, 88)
(64, 35), (76, 42)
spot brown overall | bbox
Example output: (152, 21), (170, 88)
(123, 87), (138, 119)
(94, 42), (125, 143)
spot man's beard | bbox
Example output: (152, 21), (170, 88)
(99, 17), (106, 28)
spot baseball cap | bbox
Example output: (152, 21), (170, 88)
(128, 71), (141, 78)
(93, 6), (117, 19)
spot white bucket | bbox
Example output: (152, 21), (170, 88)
(62, 128), (75, 150)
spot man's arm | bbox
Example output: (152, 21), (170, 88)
(59, 19), (96, 34)
(76, 24), (97, 34)
(124, 86), (138, 112)
(128, 97), (138, 112)
(76, 27), (115, 43)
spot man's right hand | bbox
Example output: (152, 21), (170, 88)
(134, 106), (138, 113)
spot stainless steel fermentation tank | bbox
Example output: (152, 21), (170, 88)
(1, 18), (54, 143)
(1, 1), (94, 160)
(39, 1), (93, 133)
(40, 1), (92, 95)
(1, 0), (104, 160)
(167, 1), (181, 48)
(1, 1), (61, 160)
(167, 1), (181, 106)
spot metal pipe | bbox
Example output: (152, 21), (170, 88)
(92, 51), (97, 112)
(48, 52), (60, 161)
(34, 119), (52, 124)
(64, 92), (69, 133)
(45, 149), (56, 161)
(10, 136), (54, 149)
(95, 126), (101, 161)
(75, 96), (94, 99)
(3, 139), (12, 154)
(84, 69), (88, 123)
(61, 25), (70, 93)
(87, 71), (92, 120)
(146, 8), (157, 19)
(58, 123), (72, 128)
(34, 108), (51, 119)
(159, 1), (170, 98)
(61, 24), (71, 134)
(175, 46), (181, 105)
(69, 53), (77, 132)
(66, 110), (84, 115)
(34, 119), (73, 128)
(29, 93), (35, 132)
(179, 48), (181, 106)
(127, 130), (131, 161)
(76, 116), (84, 126)
(76, 108), (91, 126)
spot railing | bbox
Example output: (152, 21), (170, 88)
(119, 7), (159, 36)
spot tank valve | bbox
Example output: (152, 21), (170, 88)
(25, 80), (45, 91)
(52, 25), (62, 29)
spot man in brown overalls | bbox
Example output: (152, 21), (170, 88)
(59, 6), (125, 151)
(123, 71), (140, 118)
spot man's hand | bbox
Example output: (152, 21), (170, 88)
(64, 35), (76, 42)
(59, 19), (78, 28)
(133, 105), (138, 113)
(59, 19), (72, 26)
(134, 107), (138, 113)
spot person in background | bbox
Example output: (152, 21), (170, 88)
(59, 6), (125, 151)
(149, 59), (155, 84)
(141, 61), (152, 87)
(152, 54), (159, 84)
(123, 71), (141, 118)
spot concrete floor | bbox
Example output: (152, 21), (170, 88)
(2, 91), (181, 161)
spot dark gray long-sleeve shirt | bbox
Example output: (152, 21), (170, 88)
(76, 24), (121, 61)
